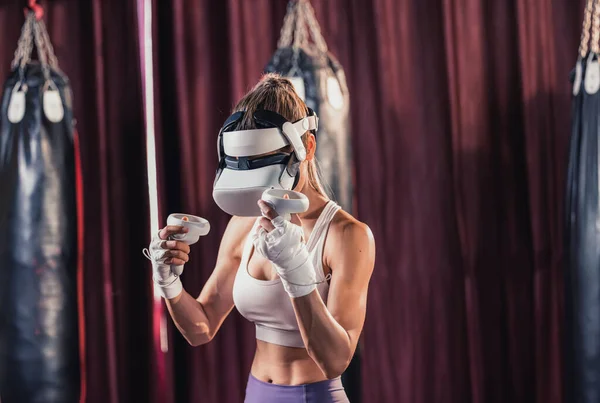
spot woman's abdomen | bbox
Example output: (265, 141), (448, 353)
(250, 340), (328, 385)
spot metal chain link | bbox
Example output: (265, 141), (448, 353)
(32, 16), (52, 82)
(581, 0), (596, 56)
(278, 0), (299, 49)
(277, 0), (330, 77)
(302, 0), (328, 54)
(39, 18), (60, 70)
(10, 12), (60, 78)
(592, 0), (600, 53)
(11, 13), (35, 70)
(293, 1), (308, 49)
(278, 0), (326, 53)
(276, 0), (330, 75)
(289, 1), (308, 76)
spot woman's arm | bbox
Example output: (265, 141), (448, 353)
(255, 199), (376, 378)
(291, 220), (375, 378)
(164, 216), (254, 346)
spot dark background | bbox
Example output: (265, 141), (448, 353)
(0, 0), (585, 402)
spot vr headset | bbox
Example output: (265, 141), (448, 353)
(213, 108), (318, 216)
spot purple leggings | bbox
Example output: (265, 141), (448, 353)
(244, 374), (349, 403)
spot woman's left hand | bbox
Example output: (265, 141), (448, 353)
(256, 199), (303, 235)
(253, 199), (317, 298)
(253, 199), (305, 264)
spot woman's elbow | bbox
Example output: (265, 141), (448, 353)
(322, 362), (349, 380)
(186, 333), (213, 347)
(320, 356), (352, 379)
(182, 325), (215, 347)
(307, 341), (353, 378)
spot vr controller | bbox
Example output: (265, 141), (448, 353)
(166, 213), (210, 276)
(261, 188), (309, 220)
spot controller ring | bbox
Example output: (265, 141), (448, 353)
(261, 188), (309, 216)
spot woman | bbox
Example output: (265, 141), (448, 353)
(147, 74), (376, 402)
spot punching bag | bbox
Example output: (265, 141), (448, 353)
(265, 0), (354, 213)
(565, 1), (600, 401)
(0, 13), (81, 403)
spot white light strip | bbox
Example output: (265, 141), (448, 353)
(142, 0), (168, 353)
(144, 0), (159, 244)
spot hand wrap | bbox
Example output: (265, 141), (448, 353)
(252, 216), (319, 298)
(143, 232), (183, 299)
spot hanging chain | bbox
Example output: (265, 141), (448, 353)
(276, 0), (330, 75)
(32, 15), (52, 82)
(288, 0), (308, 76)
(278, 0), (325, 53)
(278, 1), (299, 49)
(581, 0), (595, 56)
(11, 13), (35, 70)
(277, 0), (330, 77)
(39, 18), (60, 70)
(292, 1), (308, 49)
(591, 0), (600, 54)
(302, 0), (328, 54)
(10, 12), (60, 77)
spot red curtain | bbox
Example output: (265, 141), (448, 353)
(356, 0), (580, 401)
(0, 0), (588, 402)
(151, 1), (583, 402)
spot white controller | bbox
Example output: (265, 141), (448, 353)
(261, 188), (309, 220)
(166, 213), (210, 276)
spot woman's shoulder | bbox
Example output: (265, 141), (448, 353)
(323, 207), (375, 275)
(328, 208), (375, 249)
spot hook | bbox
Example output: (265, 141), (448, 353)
(23, 0), (44, 21)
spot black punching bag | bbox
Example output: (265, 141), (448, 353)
(265, 0), (354, 213)
(565, 1), (600, 402)
(0, 13), (81, 403)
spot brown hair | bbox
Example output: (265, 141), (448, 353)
(232, 73), (328, 197)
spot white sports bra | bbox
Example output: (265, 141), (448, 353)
(232, 200), (341, 348)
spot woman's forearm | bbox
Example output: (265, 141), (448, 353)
(165, 291), (213, 346)
(291, 291), (353, 378)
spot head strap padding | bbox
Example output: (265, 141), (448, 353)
(254, 110), (313, 162)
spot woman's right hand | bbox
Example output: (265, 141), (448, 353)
(157, 225), (192, 266)
(143, 225), (193, 299)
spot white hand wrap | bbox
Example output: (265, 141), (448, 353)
(143, 232), (183, 299)
(252, 216), (317, 298)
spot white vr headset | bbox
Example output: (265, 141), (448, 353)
(213, 108), (319, 216)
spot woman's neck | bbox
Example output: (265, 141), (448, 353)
(298, 183), (330, 220)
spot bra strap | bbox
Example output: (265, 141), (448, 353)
(307, 201), (340, 251)
(241, 218), (261, 265)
